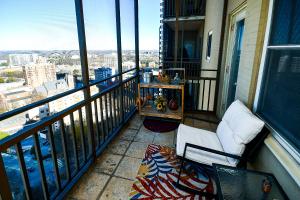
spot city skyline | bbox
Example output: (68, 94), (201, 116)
(0, 0), (160, 51)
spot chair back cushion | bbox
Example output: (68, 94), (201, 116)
(217, 120), (245, 165)
(222, 100), (265, 144)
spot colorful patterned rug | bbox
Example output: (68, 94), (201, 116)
(129, 144), (216, 199)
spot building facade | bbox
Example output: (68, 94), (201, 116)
(94, 67), (113, 87)
(22, 62), (56, 88)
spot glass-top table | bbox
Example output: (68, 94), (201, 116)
(213, 164), (289, 200)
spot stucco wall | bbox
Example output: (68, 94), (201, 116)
(249, 141), (300, 200)
(199, 0), (224, 110)
(201, 0), (224, 71)
(212, 0), (300, 199)
(217, 0), (262, 115)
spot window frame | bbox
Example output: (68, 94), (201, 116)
(254, 0), (300, 163)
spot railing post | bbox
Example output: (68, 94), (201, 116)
(74, 0), (96, 160)
(115, 0), (124, 123)
(134, 0), (140, 83)
(0, 154), (12, 200)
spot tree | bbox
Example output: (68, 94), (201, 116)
(0, 131), (9, 140)
(6, 77), (16, 83)
(73, 69), (80, 75)
(0, 62), (8, 66)
(0, 77), (4, 83)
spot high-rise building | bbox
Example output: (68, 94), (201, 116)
(94, 67), (112, 88)
(23, 63), (56, 88)
(160, 0), (206, 110)
(8, 54), (39, 66)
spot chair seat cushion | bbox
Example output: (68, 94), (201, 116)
(176, 124), (235, 166)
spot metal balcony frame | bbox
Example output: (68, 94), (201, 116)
(0, 0), (140, 199)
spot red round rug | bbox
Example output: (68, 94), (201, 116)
(143, 117), (180, 132)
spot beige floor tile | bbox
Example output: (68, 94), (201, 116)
(127, 116), (142, 130)
(193, 120), (211, 130)
(107, 138), (131, 155)
(183, 118), (194, 126)
(125, 142), (150, 158)
(210, 123), (218, 132)
(114, 156), (142, 180)
(94, 152), (122, 174)
(153, 131), (175, 147)
(100, 177), (133, 200)
(134, 130), (155, 143)
(138, 125), (153, 134)
(117, 128), (138, 141)
(68, 170), (110, 200)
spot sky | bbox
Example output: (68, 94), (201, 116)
(0, 0), (160, 51)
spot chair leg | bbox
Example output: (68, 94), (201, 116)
(176, 158), (185, 185)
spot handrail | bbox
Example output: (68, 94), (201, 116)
(0, 99), (86, 151)
(88, 67), (136, 87)
(0, 74), (138, 151)
(90, 73), (138, 101)
(0, 86), (85, 121)
(0, 68), (137, 122)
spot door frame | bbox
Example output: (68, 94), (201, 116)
(221, 3), (247, 114)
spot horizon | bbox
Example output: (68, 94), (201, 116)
(0, 0), (160, 51)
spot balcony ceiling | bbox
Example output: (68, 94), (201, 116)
(164, 18), (204, 31)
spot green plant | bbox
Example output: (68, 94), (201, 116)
(0, 131), (9, 140)
(6, 77), (16, 83)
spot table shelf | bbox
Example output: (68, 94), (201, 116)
(138, 83), (184, 121)
(140, 105), (183, 120)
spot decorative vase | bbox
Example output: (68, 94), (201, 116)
(168, 99), (179, 110)
(173, 73), (181, 84)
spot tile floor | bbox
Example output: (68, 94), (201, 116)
(67, 113), (217, 200)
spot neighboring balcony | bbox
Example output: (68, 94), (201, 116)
(163, 0), (206, 18)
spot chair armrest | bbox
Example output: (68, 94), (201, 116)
(183, 143), (246, 161)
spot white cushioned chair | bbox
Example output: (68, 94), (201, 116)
(177, 100), (266, 168)
(175, 100), (268, 195)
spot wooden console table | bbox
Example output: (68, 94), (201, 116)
(138, 82), (184, 121)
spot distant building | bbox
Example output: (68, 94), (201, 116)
(103, 53), (117, 70)
(23, 63), (56, 88)
(9, 54), (38, 66)
(32, 79), (84, 130)
(56, 71), (75, 89)
(122, 61), (135, 71)
(0, 87), (33, 111)
(94, 67), (112, 87)
(33, 79), (69, 98)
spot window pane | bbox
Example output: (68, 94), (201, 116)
(0, 1), (81, 114)
(258, 49), (300, 151)
(83, 0), (118, 93)
(270, 0), (300, 45)
(139, 0), (160, 69)
(120, 0), (136, 77)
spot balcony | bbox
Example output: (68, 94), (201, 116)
(66, 114), (216, 199)
(163, 0), (206, 19)
(1, 0), (300, 199)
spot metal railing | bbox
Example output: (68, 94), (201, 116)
(163, 0), (206, 18)
(163, 60), (217, 112)
(0, 69), (138, 200)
